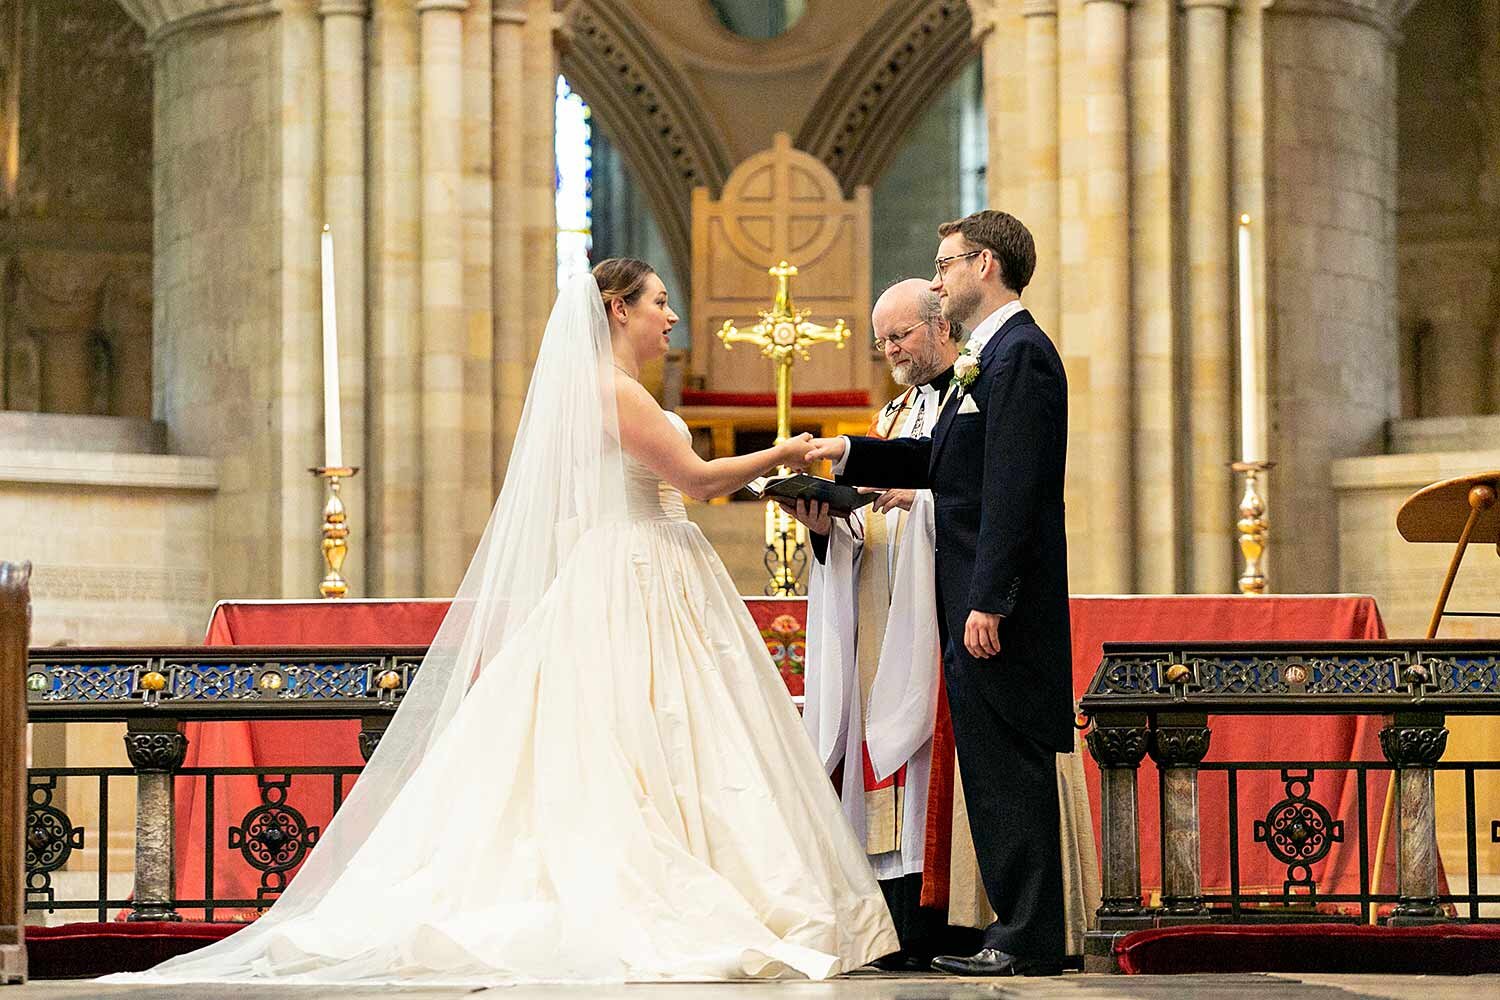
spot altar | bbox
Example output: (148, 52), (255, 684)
(175, 593), (1390, 916)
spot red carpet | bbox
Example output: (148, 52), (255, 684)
(25, 922), (242, 979)
(1116, 923), (1500, 975)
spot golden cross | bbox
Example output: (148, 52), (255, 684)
(717, 261), (850, 595)
(716, 260), (850, 443)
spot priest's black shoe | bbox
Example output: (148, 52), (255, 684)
(930, 948), (1064, 977)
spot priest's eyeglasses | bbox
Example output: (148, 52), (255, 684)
(873, 318), (928, 352)
(933, 249), (984, 282)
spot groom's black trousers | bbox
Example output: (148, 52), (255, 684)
(939, 630), (1066, 959)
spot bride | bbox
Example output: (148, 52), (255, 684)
(107, 260), (899, 985)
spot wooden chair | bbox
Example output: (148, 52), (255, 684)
(0, 561), (31, 984)
(1396, 471), (1500, 638)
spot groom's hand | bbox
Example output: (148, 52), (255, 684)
(870, 488), (916, 514)
(805, 437), (847, 464)
(964, 610), (1003, 660)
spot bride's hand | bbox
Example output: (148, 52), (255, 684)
(805, 437), (847, 464)
(777, 432), (815, 470)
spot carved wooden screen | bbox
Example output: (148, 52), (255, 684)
(691, 133), (872, 394)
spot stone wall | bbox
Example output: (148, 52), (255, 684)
(1396, 0), (1500, 419)
(1264, 3), (1402, 594)
(0, 432), (218, 883)
(151, 10), (302, 600)
(0, 0), (153, 420)
(1333, 422), (1500, 872)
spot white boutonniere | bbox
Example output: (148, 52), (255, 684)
(952, 345), (980, 395)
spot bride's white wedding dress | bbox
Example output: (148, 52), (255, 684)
(110, 277), (897, 986)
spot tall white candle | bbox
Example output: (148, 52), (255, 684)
(1237, 214), (1262, 463)
(320, 224), (343, 469)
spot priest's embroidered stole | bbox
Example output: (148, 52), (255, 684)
(854, 388), (917, 856)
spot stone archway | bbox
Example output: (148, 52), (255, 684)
(796, 0), (979, 194)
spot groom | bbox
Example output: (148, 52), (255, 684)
(807, 210), (1072, 977)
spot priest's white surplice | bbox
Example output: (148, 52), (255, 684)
(804, 386), (941, 880)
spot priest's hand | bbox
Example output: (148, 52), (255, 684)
(870, 488), (916, 514)
(805, 437), (847, 464)
(964, 610), (1003, 660)
(779, 499), (832, 536)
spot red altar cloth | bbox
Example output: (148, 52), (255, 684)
(1068, 594), (1391, 900)
(177, 593), (1390, 918)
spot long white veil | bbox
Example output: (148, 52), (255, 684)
(130, 274), (626, 976)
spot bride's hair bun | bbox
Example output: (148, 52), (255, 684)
(593, 257), (655, 308)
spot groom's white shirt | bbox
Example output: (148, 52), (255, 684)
(829, 298), (1024, 475)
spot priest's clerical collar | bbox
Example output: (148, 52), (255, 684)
(919, 366), (954, 395)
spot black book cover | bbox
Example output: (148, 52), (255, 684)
(746, 474), (876, 518)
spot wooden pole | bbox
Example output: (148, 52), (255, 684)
(1424, 485), (1496, 639)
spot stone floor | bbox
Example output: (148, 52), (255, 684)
(9, 972), (1500, 999)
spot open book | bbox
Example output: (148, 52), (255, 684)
(744, 473), (877, 519)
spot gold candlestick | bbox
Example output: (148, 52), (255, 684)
(1231, 460), (1272, 594)
(311, 466), (358, 598)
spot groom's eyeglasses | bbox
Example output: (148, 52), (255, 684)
(873, 318), (929, 352)
(933, 249), (984, 282)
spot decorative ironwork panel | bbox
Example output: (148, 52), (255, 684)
(1189, 656), (1288, 695)
(1093, 655), (1162, 696)
(227, 774), (321, 902)
(31, 662), (139, 702)
(1252, 769), (1343, 898)
(1304, 655), (1401, 695)
(1425, 655), (1500, 695)
(25, 776), (84, 909)
(169, 662), (256, 700)
(284, 661), (375, 700)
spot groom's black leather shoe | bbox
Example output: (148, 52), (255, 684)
(930, 948), (1064, 977)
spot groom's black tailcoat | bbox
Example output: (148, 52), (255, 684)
(839, 308), (1072, 959)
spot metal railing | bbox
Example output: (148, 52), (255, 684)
(1078, 638), (1500, 960)
(20, 646), (423, 922)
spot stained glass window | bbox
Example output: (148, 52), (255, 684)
(554, 75), (592, 288)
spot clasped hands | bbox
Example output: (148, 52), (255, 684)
(777, 436), (1002, 661)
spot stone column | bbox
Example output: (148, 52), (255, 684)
(123, 718), (188, 922)
(418, 0), (469, 594)
(319, 0), (369, 593)
(492, 0), (528, 486)
(520, 0), (557, 367)
(462, 0), (495, 551)
(973, 0), (1028, 214)
(1023, 0), (1061, 334)
(1085, 715), (1149, 920)
(1263, 0), (1401, 592)
(1183, 0), (1235, 592)
(1379, 712), (1447, 924)
(1148, 714), (1211, 916)
(1083, 0), (1135, 592)
(368, 0), (422, 596)
(275, 0), (329, 598)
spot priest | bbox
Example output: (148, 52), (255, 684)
(795, 279), (1099, 969)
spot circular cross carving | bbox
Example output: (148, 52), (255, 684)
(1260, 798), (1338, 867)
(229, 803), (320, 874)
(26, 802), (83, 874)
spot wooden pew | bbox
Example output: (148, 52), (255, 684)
(0, 561), (30, 984)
